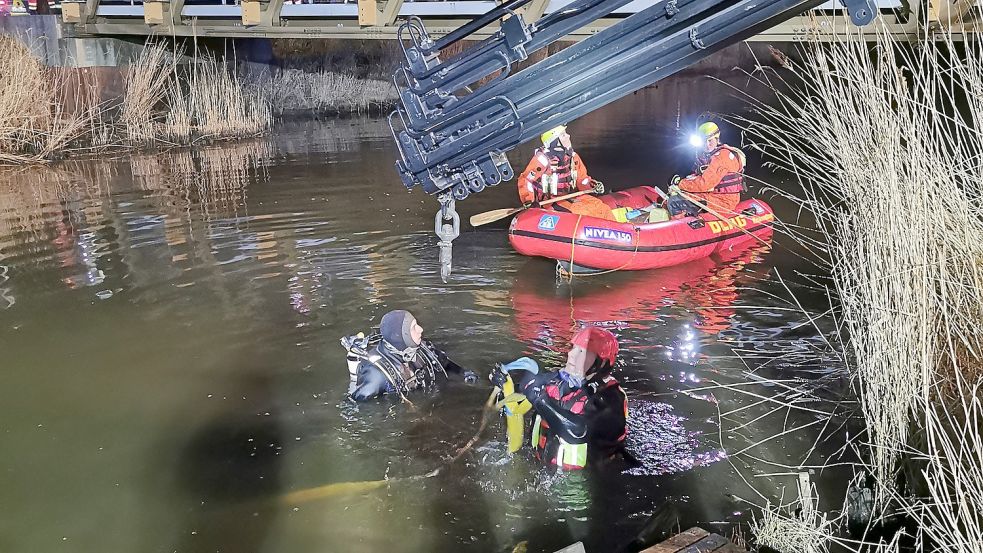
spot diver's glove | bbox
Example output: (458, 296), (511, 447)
(591, 179), (605, 194)
(668, 184), (682, 196)
(462, 370), (479, 385)
(489, 366), (508, 388)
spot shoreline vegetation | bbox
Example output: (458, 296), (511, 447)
(740, 26), (983, 553)
(0, 36), (398, 165)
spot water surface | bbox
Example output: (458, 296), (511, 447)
(0, 79), (852, 553)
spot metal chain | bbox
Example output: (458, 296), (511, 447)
(434, 193), (460, 282)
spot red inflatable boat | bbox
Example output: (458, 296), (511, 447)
(508, 186), (775, 271)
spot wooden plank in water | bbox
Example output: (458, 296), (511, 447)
(677, 533), (730, 552)
(641, 527), (743, 553)
(641, 527), (710, 552)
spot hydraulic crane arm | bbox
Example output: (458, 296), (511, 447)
(389, 0), (876, 279)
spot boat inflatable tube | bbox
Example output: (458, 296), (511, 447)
(508, 186), (774, 271)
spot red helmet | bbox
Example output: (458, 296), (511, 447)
(571, 327), (619, 367)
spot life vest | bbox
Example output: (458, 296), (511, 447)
(696, 145), (747, 195)
(532, 417), (588, 470)
(530, 375), (621, 471)
(539, 147), (578, 196)
(342, 333), (446, 394)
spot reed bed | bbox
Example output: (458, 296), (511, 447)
(244, 66), (398, 115)
(0, 37), (97, 164)
(738, 22), (983, 551)
(1, 38), (389, 165)
(753, 503), (832, 553)
(122, 42), (272, 146)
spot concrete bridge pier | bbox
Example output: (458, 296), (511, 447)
(0, 14), (145, 67)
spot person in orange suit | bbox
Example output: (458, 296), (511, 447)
(667, 121), (747, 219)
(518, 126), (600, 205)
(518, 126), (614, 220)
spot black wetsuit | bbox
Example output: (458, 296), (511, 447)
(350, 340), (466, 402)
(511, 369), (628, 468)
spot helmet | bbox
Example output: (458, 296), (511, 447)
(571, 327), (619, 367)
(697, 121), (721, 140)
(540, 125), (567, 147)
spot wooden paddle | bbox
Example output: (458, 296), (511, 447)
(469, 189), (594, 227)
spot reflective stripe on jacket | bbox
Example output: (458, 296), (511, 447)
(518, 148), (592, 205)
(528, 375), (625, 471)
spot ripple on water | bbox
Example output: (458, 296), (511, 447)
(625, 400), (726, 476)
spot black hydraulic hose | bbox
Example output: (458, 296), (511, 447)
(424, 0), (535, 54)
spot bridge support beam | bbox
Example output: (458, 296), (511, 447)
(379, 0), (404, 27)
(145, 0), (184, 26)
(520, 0), (550, 23)
(61, 0), (100, 25)
(243, 0), (285, 27)
(358, 0), (379, 26)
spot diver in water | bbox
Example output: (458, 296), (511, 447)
(492, 327), (630, 470)
(341, 309), (477, 401)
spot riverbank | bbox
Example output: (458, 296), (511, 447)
(0, 35), (398, 165)
(743, 29), (983, 552)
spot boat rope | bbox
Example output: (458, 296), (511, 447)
(562, 214), (642, 281)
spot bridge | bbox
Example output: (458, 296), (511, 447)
(58, 0), (981, 42)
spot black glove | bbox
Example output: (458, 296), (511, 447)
(489, 367), (508, 388)
(463, 370), (478, 385)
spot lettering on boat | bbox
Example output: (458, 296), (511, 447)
(583, 226), (633, 244)
(538, 214), (560, 231)
(708, 216), (746, 234)
(708, 213), (774, 233)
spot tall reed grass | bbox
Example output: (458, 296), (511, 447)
(739, 22), (983, 551)
(0, 37), (97, 163)
(123, 42), (272, 146)
(1, 37), (390, 165)
(243, 66), (397, 116)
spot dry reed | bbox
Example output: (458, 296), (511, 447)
(121, 41), (174, 143)
(245, 66), (398, 115)
(738, 20), (983, 551)
(0, 37), (97, 164)
(753, 502), (833, 553)
(2, 37), (387, 164)
(122, 43), (272, 145)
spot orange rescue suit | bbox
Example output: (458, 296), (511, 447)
(679, 144), (746, 217)
(518, 148), (593, 205)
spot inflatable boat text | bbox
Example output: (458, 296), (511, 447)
(583, 226), (633, 244)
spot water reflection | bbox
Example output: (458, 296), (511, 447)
(0, 93), (854, 553)
(510, 235), (774, 357)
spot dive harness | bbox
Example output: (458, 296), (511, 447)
(341, 332), (447, 394)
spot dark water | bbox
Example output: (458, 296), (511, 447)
(0, 78), (852, 553)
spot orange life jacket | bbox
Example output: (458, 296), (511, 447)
(695, 145), (746, 195)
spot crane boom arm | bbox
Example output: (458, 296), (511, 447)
(388, 0), (876, 278)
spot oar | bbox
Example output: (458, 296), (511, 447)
(469, 189), (594, 227)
